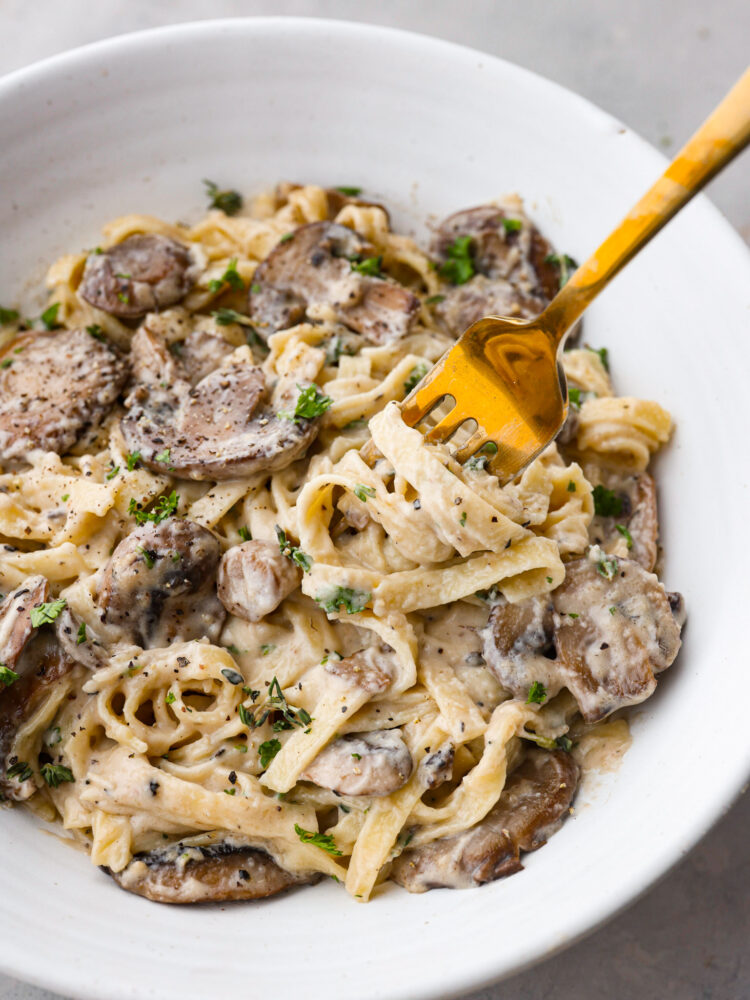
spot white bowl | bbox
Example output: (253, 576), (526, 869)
(1, 18), (749, 1000)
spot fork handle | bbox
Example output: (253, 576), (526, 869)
(541, 66), (750, 343)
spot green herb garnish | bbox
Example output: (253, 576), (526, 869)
(567, 480), (576, 492)
(281, 383), (333, 422)
(459, 511), (467, 526)
(105, 464), (120, 481)
(30, 599), (67, 628)
(316, 586), (370, 615)
(0, 665), (19, 687)
(258, 738), (282, 769)
(592, 485), (623, 518)
(438, 235), (475, 285)
(204, 179), (243, 216)
(125, 450), (141, 472)
(128, 490), (179, 525)
(425, 294), (445, 305)
(353, 484), (376, 503)
(275, 525), (313, 572)
(40, 763), (74, 788)
(7, 761), (33, 782)
(211, 308), (255, 327)
(0, 307), (19, 325)
(260, 644), (276, 656)
(403, 362), (429, 395)
(86, 323), (105, 341)
(597, 554), (619, 581)
(294, 824), (342, 856)
(238, 525), (251, 542)
(350, 255), (382, 277)
(76, 623), (87, 645)
(588, 345), (610, 372)
(40, 303), (61, 329)
(221, 667), (243, 686)
(545, 253), (577, 288)
(208, 257), (244, 293)
(502, 218), (522, 233)
(615, 524), (633, 549)
(336, 186), (362, 196)
(526, 681), (547, 705)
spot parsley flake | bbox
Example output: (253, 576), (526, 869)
(592, 485), (623, 518)
(211, 307), (255, 327)
(350, 255), (382, 277)
(40, 763), (74, 788)
(587, 345), (610, 372)
(404, 362), (429, 395)
(502, 218), (522, 233)
(76, 623), (87, 645)
(86, 323), (105, 341)
(203, 179), (243, 216)
(275, 525), (313, 572)
(281, 383), (333, 422)
(597, 554), (619, 581)
(260, 644), (276, 656)
(208, 257), (244, 293)
(238, 525), (251, 542)
(615, 523), (633, 548)
(567, 480), (576, 492)
(526, 681), (547, 705)
(425, 294), (445, 305)
(438, 235), (475, 285)
(459, 511), (467, 526)
(0, 665), (19, 687)
(294, 824), (342, 856)
(30, 599), (67, 628)
(0, 307), (19, 325)
(0, 359), (13, 369)
(125, 450), (141, 471)
(136, 547), (157, 569)
(128, 490), (179, 525)
(336, 186), (362, 196)
(40, 303), (61, 329)
(258, 738), (282, 769)
(105, 464), (120, 481)
(545, 253), (577, 288)
(353, 484), (376, 503)
(316, 586), (370, 615)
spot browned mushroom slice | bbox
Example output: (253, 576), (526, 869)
(302, 730), (413, 797)
(79, 235), (201, 319)
(178, 329), (236, 385)
(482, 595), (558, 701)
(247, 222), (419, 344)
(589, 471), (658, 571)
(391, 748), (579, 892)
(0, 328), (127, 462)
(97, 519), (225, 648)
(107, 839), (315, 903)
(553, 556), (682, 722)
(1, 577), (75, 802)
(324, 646), (394, 694)
(433, 274), (543, 337)
(217, 540), (301, 623)
(121, 327), (319, 480)
(54, 608), (108, 671)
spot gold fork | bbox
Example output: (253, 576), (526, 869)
(386, 67), (750, 483)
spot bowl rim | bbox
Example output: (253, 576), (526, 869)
(0, 16), (749, 1000)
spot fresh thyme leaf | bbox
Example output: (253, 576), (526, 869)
(86, 323), (105, 341)
(592, 485), (623, 518)
(0, 307), (19, 325)
(425, 294), (445, 305)
(40, 763), (74, 788)
(238, 704), (255, 728)
(128, 490), (179, 526)
(438, 235), (475, 285)
(7, 761), (33, 782)
(211, 308), (255, 327)
(350, 255), (382, 277)
(30, 598), (67, 628)
(40, 303), (61, 329)
(258, 738), (282, 769)
(597, 554), (619, 581)
(238, 525), (251, 542)
(221, 667), (243, 686)
(615, 524), (633, 548)
(105, 464), (120, 481)
(294, 823), (342, 856)
(125, 450), (141, 471)
(76, 623), (87, 645)
(526, 681), (547, 705)
(275, 525), (313, 572)
(316, 586), (370, 615)
(403, 362), (428, 394)
(203, 179), (243, 216)
(353, 483), (376, 503)
(0, 665), (19, 687)
(208, 257), (245, 293)
(336, 186), (362, 196)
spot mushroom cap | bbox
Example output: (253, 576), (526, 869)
(391, 747), (579, 892)
(98, 518), (225, 648)
(588, 470), (659, 571)
(248, 221), (419, 345)
(0, 328), (128, 461)
(108, 839), (315, 903)
(79, 234), (201, 318)
(302, 729), (413, 797)
(217, 540), (301, 623)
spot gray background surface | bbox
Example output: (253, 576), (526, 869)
(0, 2), (747, 999)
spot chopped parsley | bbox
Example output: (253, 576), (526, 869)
(609, 606), (617, 615)
(61, 493), (70, 503)
(221, 667), (244, 686)
(154, 447), (172, 466)
(86, 323), (105, 341)
(125, 450), (141, 472)
(30, 598), (67, 628)
(350, 255), (382, 277)
(136, 547), (157, 569)
(597, 553), (619, 581)
(6, 761), (33, 782)
(275, 525), (313, 572)
(615, 523), (633, 549)
(404, 362), (429, 395)
(438, 235), (475, 285)
(238, 677), (311, 731)
(567, 480), (576, 492)
(567, 612), (579, 619)
(546, 576), (553, 584)
(294, 824), (342, 856)
(502, 218), (522, 233)
(203, 179), (243, 216)
(260, 644), (276, 656)
(279, 232), (294, 244)
(258, 738), (282, 769)
(211, 307), (255, 327)
(0, 665), (19, 687)
(425, 294), (445, 305)
(76, 623), (87, 645)
(545, 253), (577, 288)
(526, 681), (547, 705)
(459, 511), (467, 526)
(40, 303), (61, 329)
(280, 383), (333, 422)
(351, 752), (362, 760)
(0, 359), (13, 369)
(523, 729), (573, 753)
(165, 691), (177, 706)
(128, 490), (179, 525)
(353, 483), (376, 503)
(587, 345), (610, 372)
(40, 763), (74, 788)
(238, 525), (251, 542)
(336, 186), (362, 196)
(208, 257), (244, 293)
(0, 307), (19, 325)
(555, 735), (573, 752)
(568, 386), (581, 407)
(592, 485), (623, 518)
(316, 586), (370, 615)
(105, 464), (120, 481)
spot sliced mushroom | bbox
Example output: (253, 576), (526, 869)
(482, 595), (558, 701)
(553, 556), (682, 722)
(302, 729), (412, 797)
(1, 577), (74, 802)
(54, 608), (108, 671)
(121, 327), (320, 480)
(217, 540), (301, 623)
(107, 839), (315, 903)
(589, 470), (658, 571)
(391, 748), (579, 892)
(79, 235), (201, 319)
(97, 519), (225, 648)
(420, 744), (455, 789)
(431, 204), (560, 336)
(0, 328), (128, 462)
(324, 645), (394, 694)
(178, 329), (236, 385)
(247, 222), (419, 344)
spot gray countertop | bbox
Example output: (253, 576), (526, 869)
(0, 2), (747, 998)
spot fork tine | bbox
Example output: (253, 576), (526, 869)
(455, 429), (491, 464)
(423, 406), (471, 444)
